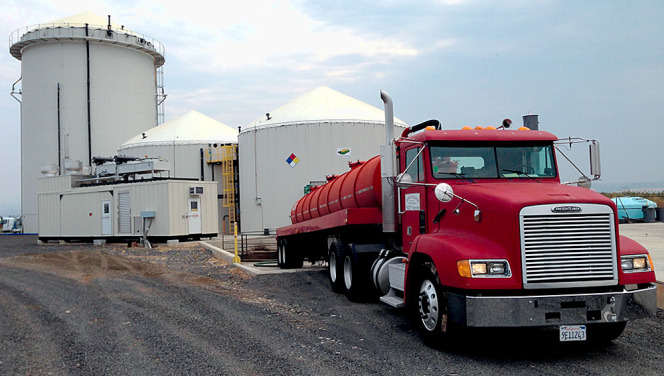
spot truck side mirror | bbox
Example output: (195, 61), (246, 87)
(396, 172), (413, 188)
(577, 176), (592, 189)
(434, 183), (454, 203)
(589, 141), (601, 179)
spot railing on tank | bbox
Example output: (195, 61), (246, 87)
(9, 21), (165, 62)
(206, 145), (237, 164)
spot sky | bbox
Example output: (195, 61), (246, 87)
(0, 0), (662, 215)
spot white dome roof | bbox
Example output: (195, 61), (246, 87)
(49, 11), (122, 29)
(120, 110), (237, 149)
(244, 86), (407, 131)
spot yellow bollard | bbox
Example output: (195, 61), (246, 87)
(233, 222), (241, 263)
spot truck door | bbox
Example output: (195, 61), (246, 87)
(400, 146), (427, 253)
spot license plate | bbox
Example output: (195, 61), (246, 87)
(560, 325), (587, 342)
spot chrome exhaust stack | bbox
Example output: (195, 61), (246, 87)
(380, 90), (397, 233)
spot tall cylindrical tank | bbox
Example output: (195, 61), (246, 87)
(9, 12), (165, 232)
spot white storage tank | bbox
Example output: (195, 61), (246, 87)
(238, 86), (407, 233)
(119, 110), (237, 178)
(9, 11), (165, 233)
(119, 110), (238, 233)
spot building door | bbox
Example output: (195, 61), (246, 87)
(188, 198), (202, 234)
(101, 200), (112, 235)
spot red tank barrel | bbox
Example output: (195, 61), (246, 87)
(290, 156), (382, 224)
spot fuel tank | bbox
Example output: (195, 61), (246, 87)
(290, 155), (382, 224)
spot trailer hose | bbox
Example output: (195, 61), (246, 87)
(254, 260), (279, 268)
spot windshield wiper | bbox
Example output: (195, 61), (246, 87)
(502, 169), (539, 181)
(439, 172), (466, 178)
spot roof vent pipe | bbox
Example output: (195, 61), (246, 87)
(523, 114), (539, 130)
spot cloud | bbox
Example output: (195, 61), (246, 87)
(125, 0), (420, 80)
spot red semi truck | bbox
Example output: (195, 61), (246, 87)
(276, 91), (657, 343)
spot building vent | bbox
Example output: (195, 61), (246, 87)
(118, 191), (131, 234)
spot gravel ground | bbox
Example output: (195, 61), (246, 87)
(1, 235), (663, 376)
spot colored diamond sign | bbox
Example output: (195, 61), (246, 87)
(286, 153), (300, 168)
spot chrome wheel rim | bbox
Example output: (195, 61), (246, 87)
(329, 252), (337, 282)
(343, 255), (353, 290)
(418, 279), (439, 332)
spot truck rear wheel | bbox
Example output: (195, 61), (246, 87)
(277, 238), (303, 269)
(416, 269), (455, 343)
(328, 242), (345, 293)
(342, 248), (370, 301)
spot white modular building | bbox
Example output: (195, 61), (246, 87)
(238, 86), (407, 233)
(38, 175), (218, 241)
(119, 110), (239, 234)
(9, 12), (166, 233)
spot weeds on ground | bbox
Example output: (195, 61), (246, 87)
(600, 191), (664, 207)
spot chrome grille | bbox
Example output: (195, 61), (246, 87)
(520, 204), (617, 289)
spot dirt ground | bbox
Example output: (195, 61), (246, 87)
(1, 235), (663, 376)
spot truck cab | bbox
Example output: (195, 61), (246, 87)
(394, 127), (656, 342)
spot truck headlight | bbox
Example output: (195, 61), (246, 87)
(620, 254), (652, 273)
(458, 259), (511, 278)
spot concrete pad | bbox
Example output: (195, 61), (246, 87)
(93, 239), (106, 246)
(166, 239), (179, 246)
(198, 240), (325, 277)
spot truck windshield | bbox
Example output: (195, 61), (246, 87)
(430, 143), (556, 179)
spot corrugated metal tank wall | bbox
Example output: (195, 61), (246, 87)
(239, 121), (404, 233)
(14, 22), (164, 233)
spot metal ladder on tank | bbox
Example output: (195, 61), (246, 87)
(221, 145), (237, 226)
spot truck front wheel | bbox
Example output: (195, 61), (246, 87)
(417, 270), (455, 343)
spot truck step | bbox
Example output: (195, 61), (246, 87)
(380, 295), (405, 308)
